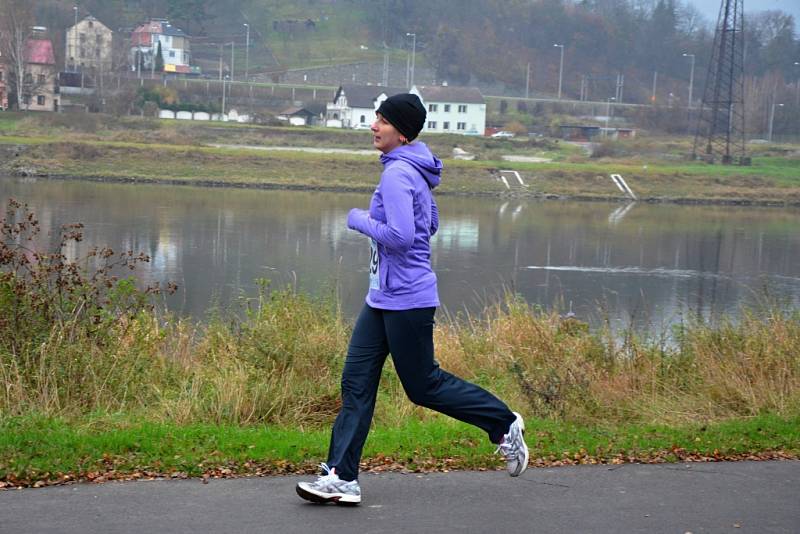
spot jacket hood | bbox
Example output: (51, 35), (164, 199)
(381, 142), (442, 189)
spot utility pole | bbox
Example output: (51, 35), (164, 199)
(525, 62), (531, 99)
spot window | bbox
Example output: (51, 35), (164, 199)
(22, 94), (30, 105)
(458, 105), (468, 113)
(360, 115), (366, 124)
(0, 71), (4, 82)
(169, 50), (176, 58)
(80, 33), (86, 43)
(37, 95), (45, 106)
(23, 73), (32, 84)
(38, 74), (46, 84)
(457, 122), (466, 130)
(428, 104), (437, 112)
(442, 121), (450, 130)
(427, 121), (437, 129)
(444, 104), (450, 112)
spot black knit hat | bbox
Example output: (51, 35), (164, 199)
(376, 93), (426, 142)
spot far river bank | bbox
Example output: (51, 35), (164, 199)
(0, 113), (798, 206)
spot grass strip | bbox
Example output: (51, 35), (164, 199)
(1, 414), (797, 488)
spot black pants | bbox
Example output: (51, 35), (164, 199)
(327, 304), (516, 481)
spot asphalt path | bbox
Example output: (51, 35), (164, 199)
(2, 461), (799, 533)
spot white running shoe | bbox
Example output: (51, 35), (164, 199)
(296, 463), (362, 505)
(495, 412), (529, 477)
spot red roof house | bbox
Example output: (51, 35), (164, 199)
(25, 39), (56, 65)
(131, 20), (163, 47)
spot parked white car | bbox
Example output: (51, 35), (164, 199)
(491, 130), (515, 138)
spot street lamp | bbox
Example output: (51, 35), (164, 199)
(554, 44), (564, 99)
(768, 102), (784, 142)
(230, 40), (235, 82)
(682, 53), (695, 109)
(605, 96), (615, 133)
(243, 24), (250, 82)
(222, 41), (234, 119)
(72, 5), (78, 72)
(406, 32), (416, 88)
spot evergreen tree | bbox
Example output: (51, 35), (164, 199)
(155, 41), (164, 72)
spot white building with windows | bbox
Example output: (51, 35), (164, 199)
(66, 16), (113, 74)
(327, 84), (485, 136)
(412, 85), (486, 136)
(327, 85), (405, 128)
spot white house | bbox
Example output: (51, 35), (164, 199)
(327, 85), (405, 128)
(412, 84), (486, 136)
(328, 84), (486, 136)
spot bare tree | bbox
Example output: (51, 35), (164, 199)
(0, 0), (36, 110)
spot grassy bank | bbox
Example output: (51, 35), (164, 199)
(1, 113), (799, 204)
(2, 415), (797, 488)
(1, 279), (799, 487)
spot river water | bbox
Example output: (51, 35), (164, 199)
(2, 176), (799, 332)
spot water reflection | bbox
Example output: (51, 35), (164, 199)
(2, 176), (799, 334)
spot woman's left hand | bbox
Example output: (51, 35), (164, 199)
(347, 208), (369, 231)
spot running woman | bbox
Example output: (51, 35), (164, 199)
(296, 93), (528, 505)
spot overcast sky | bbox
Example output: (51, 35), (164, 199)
(688, 0), (800, 27)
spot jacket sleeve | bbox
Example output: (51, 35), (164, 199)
(430, 195), (439, 236)
(347, 167), (415, 252)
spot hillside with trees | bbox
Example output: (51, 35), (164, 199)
(21, 1), (798, 96)
(3, 0), (798, 128)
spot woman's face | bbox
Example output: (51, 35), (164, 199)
(371, 113), (406, 154)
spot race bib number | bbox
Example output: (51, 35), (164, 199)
(369, 238), (380, 290)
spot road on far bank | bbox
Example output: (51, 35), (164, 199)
(2, 461), (798, 533)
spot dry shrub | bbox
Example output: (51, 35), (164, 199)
(431, 294), (800, 425)
(35, 113), (102, 133)
(590, 140), (623, 158)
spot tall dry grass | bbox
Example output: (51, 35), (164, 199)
(2, 286), (799, 427)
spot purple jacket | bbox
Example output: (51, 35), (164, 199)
(347, 142), (442, 310)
